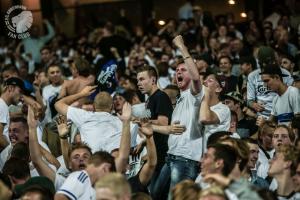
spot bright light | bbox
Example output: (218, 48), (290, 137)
(228, 0), (235, 5)
(158, 20), (166, 26)
(240, 12), (247, 18)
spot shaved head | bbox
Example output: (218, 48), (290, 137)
(94, 92), (113, 111)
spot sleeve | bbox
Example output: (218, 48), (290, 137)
(247, 72), (256, 103)
(282, 68), (294, 86)
(212, 104), (230, 125)
(227, 178), (262, 200)
(0, 107), (7, 124)
(67, 107), (89, 127)
(56, 172), (87, 200)
(40, 21), (55, 44)
(270, 97), (277, 116)
(291, 88), (300, 114)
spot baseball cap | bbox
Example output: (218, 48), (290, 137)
(14, 176), (55, 197)
(3, 77), (25, 92)
(257, 46), (276, 66)
(259, 64), (289, 77)
(224, 91), (244, 104)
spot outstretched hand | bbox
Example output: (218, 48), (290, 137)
(117, 102), (132, 122)
(27, 105), (38, 128)
(139, 120), (153, 138)
(55, 115), (70, 138)
(173, 35), (185, 49)
(168, 121), (186, 135)
(79, 85), (97, 97)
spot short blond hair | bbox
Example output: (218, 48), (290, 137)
(199, 186), (228, 200)
(95, 173), (131, 199)
(171, 180), (201, 200)
(94, 91), (113, 110)
(276, 145), (299, 175)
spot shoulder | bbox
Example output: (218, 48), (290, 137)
(248, 69), (260, 79)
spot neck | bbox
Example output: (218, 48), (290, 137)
(275, 172), (295, 196)
(85, 168), (95, 186)
(149, 85), (158, 96)
(223, 71), (231, 77)
(95, 108), (111, 113)
(277, 84), (288, 96)
(52, 80), (63, 87)
(1, 94), (12, 106)
(236, 108), (244, 121)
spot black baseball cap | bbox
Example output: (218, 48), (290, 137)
(3, 77), (26, 92)
(259, 64), (289, 77)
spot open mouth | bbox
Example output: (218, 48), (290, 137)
(177, 76), (183, 83)
(79, 164), (86, 169)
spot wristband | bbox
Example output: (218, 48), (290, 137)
(183, 56), (191, 60)
(59, 134), (68, 139)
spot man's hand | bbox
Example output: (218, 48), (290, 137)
(173, 35), (185, 50)
(56, 115), (70, 138)
(252, 102), (265, 112)
(27, 105), (38, 129)
(139, 122), (153, 138)
(168, 121), (186, 135)
(79, 85), (97, 97)
(118, 102), (132, 122)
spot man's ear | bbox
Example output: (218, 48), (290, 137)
(102, 163), (112, 173)
(215, 159), (224, 170)
(284, 160), (292, 170)
(216, 86), (222, 93)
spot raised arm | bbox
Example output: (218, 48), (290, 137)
(138, 122), (157, 185)
(27, 105), (56, 182)
(199, 88), (220, 125)
(173, 35), (201, 95)
(55, 85), (97, 115)
(56, 115), (71, 170)
(115, 102), (132, 173)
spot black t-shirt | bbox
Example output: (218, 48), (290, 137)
(128, 175), (149, 194)
(146, 89), (173, 167)
(237, 117), (258, 138)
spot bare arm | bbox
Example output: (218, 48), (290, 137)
(138, 123), (157, 185)
(149, 115), (168, 126)
(55, 85), (97, 116)
(151, 122), (186, 135)
(0, 124), (9, 150)
(27, 106), (56, 182)
(199, 93), (220, 125)
(56, 115), (71, 169)
(115, 102), (132, 173)
(173, 35), (201, 95)
(40, 145), (60, 169)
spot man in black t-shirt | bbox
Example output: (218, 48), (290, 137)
(136, 65), (173, 195)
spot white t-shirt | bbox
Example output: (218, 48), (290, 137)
(67, 107), (138, 153)
(0, 98), (10, 142)
(42, 84), (62, 123)
(257, 147), (275, 178)
(271, 86), (300, 125)
(57, 170), (95, 200)
(168, 88), (204, 161)
(202, 102), (231, 152)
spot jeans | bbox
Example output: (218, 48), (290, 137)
(151, 154), (199, 200)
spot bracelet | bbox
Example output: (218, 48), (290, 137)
(183, 56), (190, 60)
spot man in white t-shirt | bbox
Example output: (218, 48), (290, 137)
(0, 77), (25, 150)
(151, 35), (204, 199)
(55, 151), (116, 200)
(42, 65), (64, 124)
(55, 86), (137, 154)
(199, 73), (231, 153)
(260, 64), (300, 125)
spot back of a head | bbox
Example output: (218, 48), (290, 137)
(95, 173), (131, 199)
(2, 158), (30, 180)
(94, 92), (113, 111)
(207, 143), (237, 176)
(276, 145), (299, 175)
(131, 192), (152, 200)
(257, 46), (276, 68)
(73, 57), (90, 77)
(89, 151), (116, 172)
(207, 131), (231, 146)
(199, 186), (228, 200)
(172, 180), (201, 200)
(11, 142), (30, 162)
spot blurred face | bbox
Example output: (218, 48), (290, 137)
(175, 63), (191, 91)
(21, 192), (43, 200)
(137, 71), (155, 94)
(196, 60), (208, 73)
(240, 63), (252, 75)
(268, 152), (286, 177)
(272, 127), (292, 150)
(201, 147), (217, 177)
(224, 98), (238, 112)
(261, 74), (279, 92)
(47, 66), (62, 85)
(219, 57), (232, 74)
(96, 188), (117, 200)
(218, 26), (227, 36)
(2, 70), (18, 81)
(120, 79), (136, 91)
(113, 95), (126, 113)
(11, 86), (23, 105)
(41, 49), (51, 63)
(294, 80), (300, 89)
(293, 163), (300, 192)
(203, 74), (221, 93)
(259, 128), (274, 151)
(9, 122), (29, 146)
(69, 148), (91, 171)
(247, 143), (259, 169)
(280, 58), (293, 72)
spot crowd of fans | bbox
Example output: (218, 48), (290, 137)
(0, 1), (300, 200)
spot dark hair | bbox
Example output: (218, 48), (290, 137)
(122, 90), (140, 104)
(2, 158), (30, 179)
(207, 143), (237, 176)
(218, 55), (232, 65)
(68, 142), (92, 158)
(156, 62), (169, 77)
(20, 185), (54, 200)
(73, 57), (90, 77)
(1, 64), (19, 75)
(89, 151), (116, 172)
(40, 45), (52, 53)
(137, 65), (158, 83)
(244, 138), (258, 145)
(10, 117), (28, 128)
(11, 142), (30, 162)
(207, 131), (230, 146)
